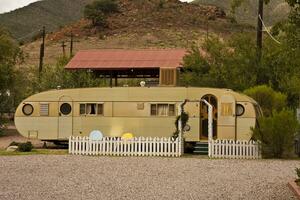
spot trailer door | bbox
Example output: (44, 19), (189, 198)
(58, 96), (73, 139)
(219, 94), (236, 139)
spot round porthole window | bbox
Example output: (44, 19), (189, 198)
(22, 104), (34, 116)
(60, 103), (72, 115)
(236, 104), (245, 116)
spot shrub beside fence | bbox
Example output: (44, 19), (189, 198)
(209, 139), (261, 159)
(69, 136), (182, 157)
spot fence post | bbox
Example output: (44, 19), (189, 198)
(68, 136), (72, 154)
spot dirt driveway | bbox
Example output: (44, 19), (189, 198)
(0, 155), (298, 200)
(0, 126), (44, 149)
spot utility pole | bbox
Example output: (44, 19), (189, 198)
(39, 26), (46, 78)
(61, 41), (67, 57)
(257, 0), (264, 61)
(206, 17), (209, 41)
(70, 32), (74, 57)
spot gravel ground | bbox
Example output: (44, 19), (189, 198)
(0, 156), (299, 200)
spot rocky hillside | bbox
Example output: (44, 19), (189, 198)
(0, 0), (94, 41)
(19, 0), (255, 66)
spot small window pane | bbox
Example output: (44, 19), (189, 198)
(60, 103), (72, 115)
(151, 104), (157, 116)
(221, 103), (233, 116)
(80, 104), (86, 115)
(236, 104), (245, 116)
(23, 104), (34, 116)
(87, 104), (96, 115)
(40, 104), (49, 116)
(97, 104), (103, 115)
(158, 104), (168, 116)
(169, 104), (175, 116)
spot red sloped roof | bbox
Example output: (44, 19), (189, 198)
(65, 49), (187, 70)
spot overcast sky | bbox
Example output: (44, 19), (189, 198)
(0, 0), (41, 13)
(0, 0), (193, 14)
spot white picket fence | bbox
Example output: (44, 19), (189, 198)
(69, 136), (182, 157)
(209, 139), (261, 159)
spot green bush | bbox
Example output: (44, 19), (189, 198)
(252, 109), (299, 158)
(244, 85), (287, 117)
(17, 142), (33, 152)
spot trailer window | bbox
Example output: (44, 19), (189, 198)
(87, 104), (96, 115)
(97, 104), (103, 115)
(221, 103), (233, 116)
(23, 104), (34, 116)
(151, 104), (157, 116)
(236, 104), (245, 116)
(150, 104), (175, 116)
(60, 103), (72, 115)
(40, 103), (49, 116)
(80, 103), (103, 116)
(168, 104), (175, 116)
(80, 104), (86, 115)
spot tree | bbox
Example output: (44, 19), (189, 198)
(36, 57), (105, 91)
(0, 28), (22, 123)
(244, 85), (287, 117)
(180, 34), (260, 91)
(84, 0), (118, 27)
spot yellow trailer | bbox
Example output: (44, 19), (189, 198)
(14, 87), (261, 142)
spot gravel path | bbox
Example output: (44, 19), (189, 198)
(0, 156), (298, 200)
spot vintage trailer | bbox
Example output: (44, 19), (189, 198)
(14, 87), (261, 143)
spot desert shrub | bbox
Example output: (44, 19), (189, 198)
(84, 0), (118, 27)
(296, 168), (300, 185)
(157, 0), (166, 9)
(9, 141), (20, 146)
(0, 127), (3, 137)
(17, 142), (33, 152)
(244, 85), (287, 117)
(252, 109), (299, 158)
(0, 121), (5, 136)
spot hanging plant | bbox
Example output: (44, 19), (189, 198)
(172, 112), (189, 140)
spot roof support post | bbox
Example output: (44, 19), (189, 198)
(110, 71), (113, 87)
(114, 72), (118, 87)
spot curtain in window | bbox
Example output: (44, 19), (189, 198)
(158, 104), (168, 116)
(87, 104), (96, 115)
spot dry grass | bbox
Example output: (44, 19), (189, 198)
(0, 149), (68, 156)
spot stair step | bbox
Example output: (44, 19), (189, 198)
(193, 151), (208, 155)
(193, 142), (209, 155)
(194, 146), (208, 150)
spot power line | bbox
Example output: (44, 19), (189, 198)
(259, 14), (281, 44)
(16, 29), (41, 41)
